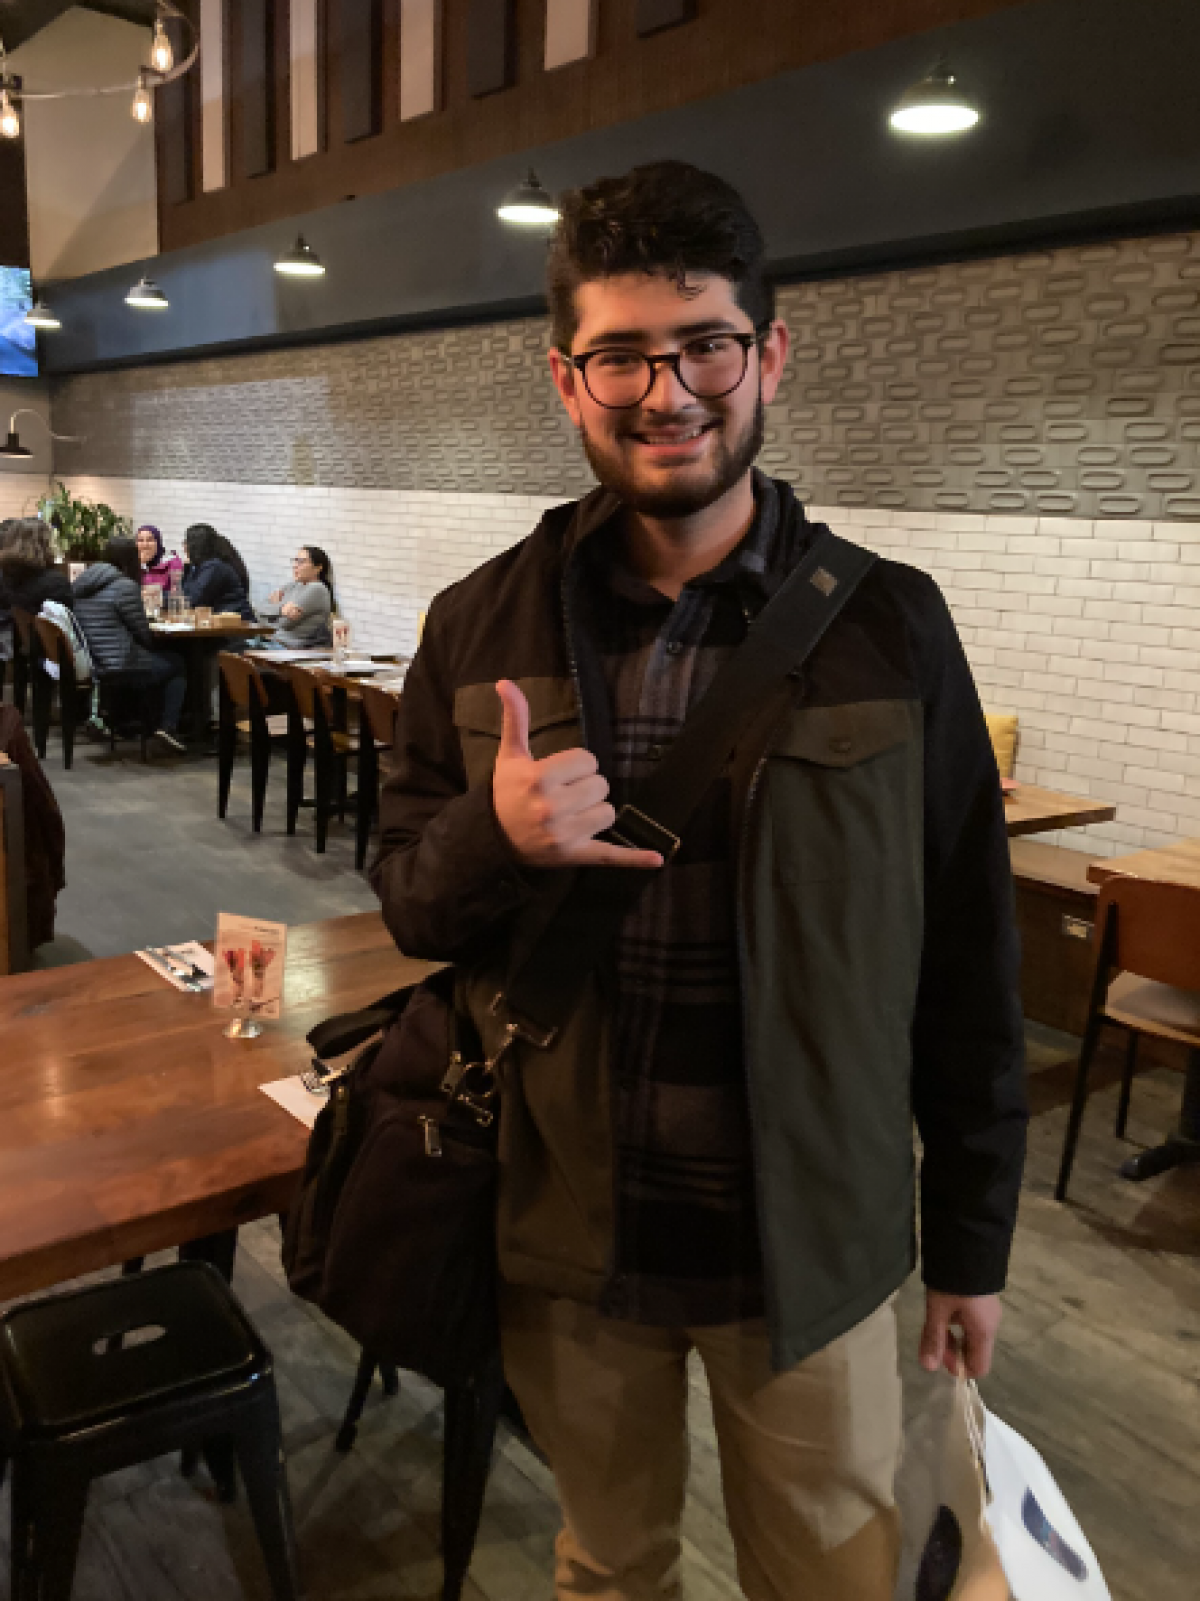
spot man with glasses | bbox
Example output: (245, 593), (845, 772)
(373, 161), (1026, 1600)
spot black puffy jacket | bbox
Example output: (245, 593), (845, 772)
(182, 558), (255, 620)
(72, 563), (156, 675)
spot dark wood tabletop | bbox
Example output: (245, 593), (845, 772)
(1087, 836), (1200, 890)
(0, 912), (433, 1301)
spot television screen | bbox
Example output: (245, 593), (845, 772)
(0, 267), (37, 378)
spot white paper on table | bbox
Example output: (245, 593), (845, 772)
(339, 659), (385, 674)
(260, 1075), (327, 1128)
(136, 941), (216, 992)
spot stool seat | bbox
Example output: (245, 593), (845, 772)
(1, 1261), (264, 1436)
(0, 1262), (300, 1601)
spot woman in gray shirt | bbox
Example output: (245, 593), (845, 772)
(260, 545), (335, 648)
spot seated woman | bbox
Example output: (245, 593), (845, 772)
(258, 546), (336, 649)
(181, 524), (255, 620)
(0, 516), (73, 614)
(135, 524), (183, 594)
(72, 538), (188, 754)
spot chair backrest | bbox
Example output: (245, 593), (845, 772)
(218, 651), (268, 714)
(34, 615), (77, 687)
(282, 662), (319, 721)
(11, 608), (37, 655)
(1098, 874), (1200, 993)
(360, 682), (399, 748)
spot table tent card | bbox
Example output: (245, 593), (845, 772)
(215, 914), (287, 1039)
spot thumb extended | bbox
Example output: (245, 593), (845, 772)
(496, 679), (532, 761)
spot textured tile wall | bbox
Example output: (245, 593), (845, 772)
(0, 476), (50, 519)
(62, 473), (1200, 859)
(50, 228), (1200, 521)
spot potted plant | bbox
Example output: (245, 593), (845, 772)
(36, 480), (132, 563)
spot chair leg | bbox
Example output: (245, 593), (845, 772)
(1055, 1014), (1108, 1202)
(11, 1457), (91, 1601)
(285, 718), (306, 836)
(13, 651), (27, 718)
(336, 1349), (380, 1452)
(313, 747), (331, 854)
(1115, 1031), (1140, 1139)
(380, 1363), (399, 1397)
(250, 724), (270, 834)
(230, 1390), (302, 1601)
(218, 717), (237, 818)
(441, 1356), (505, 1601)
(355, 738), (379, 872)
(31, 671), (51, 759)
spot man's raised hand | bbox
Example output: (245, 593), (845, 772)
(491, 679), (663, 870)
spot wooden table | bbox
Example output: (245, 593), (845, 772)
(153, 620), (265, 738)
(1086, 837), (1200, 891)
(1087, 837), (1200, 1179)
(0, 912), (432, 1301)
(1004, 783), (1117, 838)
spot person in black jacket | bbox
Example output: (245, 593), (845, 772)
(0, 516), (73, 615)
(182, 524), (255, 619)
(73, 538), (188, 754)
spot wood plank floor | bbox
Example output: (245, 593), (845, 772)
(0, 1023), (1195, 1600)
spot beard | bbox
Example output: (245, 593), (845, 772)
(579, 394), (765, 520)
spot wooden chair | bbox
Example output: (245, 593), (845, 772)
(284, 665), (355, 854)
(33, 616), (92, 771)
(11, 610), (49, 758)
(1055, 874), (1200, 1201)
(217, 653), (293, 833)
(355, 682), (399, 872)
(0, 755), (29, 976)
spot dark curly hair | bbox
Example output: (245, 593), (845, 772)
(546, 161), (773, 353)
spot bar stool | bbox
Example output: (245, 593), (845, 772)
(0, 1261), (301, 1601)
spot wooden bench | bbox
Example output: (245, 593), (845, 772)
(0, 754), (30, 976)
(1010, 838), (1098, 1037)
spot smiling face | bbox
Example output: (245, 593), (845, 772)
(136, 526), (158, 566)
(549, 271), (788, 520)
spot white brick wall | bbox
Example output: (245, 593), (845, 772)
(0, 475), (50, 519)
(59, 476), (1200, 859)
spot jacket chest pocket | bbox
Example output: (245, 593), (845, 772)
(453, 677), (582, 789)
(766, 699), (922, 884)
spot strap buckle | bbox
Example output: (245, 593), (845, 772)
(609, 805), (681, 861)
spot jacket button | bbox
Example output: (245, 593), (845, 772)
(830, 737), (853, 755)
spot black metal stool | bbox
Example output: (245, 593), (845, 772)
(0, 1261), (301, 1601)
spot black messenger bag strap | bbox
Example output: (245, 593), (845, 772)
(498, 527), (878, 1045)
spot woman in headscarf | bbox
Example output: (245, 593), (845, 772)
(135, 524), (183, 594)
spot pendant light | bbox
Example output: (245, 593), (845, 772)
(274, 235), (326, 278)
(132, 71), (153, 125)
(25, 298), (61, 331)
(126, 275), (169, 310)
(889, 62), (980, 136)
(497, 169), (560, 226)
(150, 17), (174, 75)
(0, 87), (19, 141)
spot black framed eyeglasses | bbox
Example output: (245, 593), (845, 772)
(568, 326), (770, 410)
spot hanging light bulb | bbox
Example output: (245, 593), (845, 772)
(126, 275), (169, 310)
(150, 17), (174, 75)
(132, 71), (153, 125)
(0, 87), (19, 141)
(274, 236), (326, 278)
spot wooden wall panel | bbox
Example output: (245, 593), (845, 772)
(158, 0), (1031, 250)
(158, 13), (196, 206)
(238, 0), (274, 177)
(400, 0), (443, 120)
(340, 0), (384, 143)
(0, 118), (30, 269)
(636, 0), (695, 35)
(466, 0), (515, 97)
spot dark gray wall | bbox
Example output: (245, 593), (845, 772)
(38, 0), (1200, 374)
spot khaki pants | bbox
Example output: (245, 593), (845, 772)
(500, 1286), (902, 1601)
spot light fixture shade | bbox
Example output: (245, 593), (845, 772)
(0, 88), (20, 141)
(25, 299), (61, 331)
(274, 235), (326, 277)
(497, 169), (560, 226)
(0, 431), (31, 458)
(125, 275), (169, 310)
(889, 64), (980, 135)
